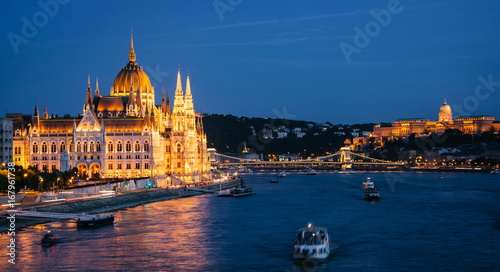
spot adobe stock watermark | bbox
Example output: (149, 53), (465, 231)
(339, 0), (404, 64)
(237, 106), (296, 154)
(7, 0), (70, 54)
(452, 74), (500, 117)
(6, 162), (17, 265)
(213, 0), (244, 21)
(144, 64), (170, 91)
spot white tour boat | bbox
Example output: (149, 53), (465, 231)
(293, 224), (331, 260)
(362, 177), (374, 189)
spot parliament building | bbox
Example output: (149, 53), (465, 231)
(10, 35), (211, 183)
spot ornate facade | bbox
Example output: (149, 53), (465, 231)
(371, 99), (500, 139)
(11, 35), (210, 183)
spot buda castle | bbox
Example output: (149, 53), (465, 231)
(10, 34), (211, 183)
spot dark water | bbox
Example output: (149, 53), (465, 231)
(1, 171), (500, 271)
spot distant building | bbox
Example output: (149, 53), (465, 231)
(0, 118), (13, 165)
(279, 154), (300, 161)
(277, 131), (288, 138)
(371, 99), (500, 140)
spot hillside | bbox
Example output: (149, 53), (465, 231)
(202, 114), (380, 159)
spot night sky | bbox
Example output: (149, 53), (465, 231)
(2, 0), (500, 124)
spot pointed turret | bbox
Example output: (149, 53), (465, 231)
(136, 85), (142, 112)
(129, 29), (136, 63)
(175, 66), (182, 96)
(166, 89), (171, 115)
(128, 75), (135, 105)
(86, 74), (93, 107)
(33, 101), (40, 127)
(185, 71), (192, 99)
(95, 76), (100, 97)
(43, 104), (48, 119)
(34, 101), (39, 117)
(161, 86), (166, 113)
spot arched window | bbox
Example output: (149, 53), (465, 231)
(42, 164), (48, 171)
(77, 141), (81, 152)
(166, 146), (170, 152)
(50, 142), (56, 153)
(144, 162), (149, 169)
(108, 163), (113, 170)
(144, 141), (149, 152)
(60, 142), (65, 152)
(69, 141), (73, 152)
(117, 141), (123, 152)
(42, 142), (48, 153)
(135, 162), (140, 169)
(96, 141), (101, 152)
(108, 141), (113, 152)
(51, 164), (57, 171)
(176, 143), (181, 153)
(126, 141), (131, 152)
(83, 141), (88, 152)
(90, 141), (94, 152)
(135, 141), (141, 152)
(33, 142), (38, 153)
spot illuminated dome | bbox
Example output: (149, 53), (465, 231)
(439, 99), (452, 122)
(111, 34), (153, 96)
(440, 100), (451, 114)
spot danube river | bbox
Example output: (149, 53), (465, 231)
(1, 171), (499, 271)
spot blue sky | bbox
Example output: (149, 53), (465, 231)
(2, 0), (500, 124)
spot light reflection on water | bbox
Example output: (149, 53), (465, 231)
(1, 172), (499, 271)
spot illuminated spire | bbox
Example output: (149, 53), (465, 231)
(43, 104), (48, 119)
(136, 85), (142, 111)
(34, 101), (39, 117)
(444, 98), (447, 104)
(166, 88), (171, 115)
(161, 86), (166, 113)
(175, 66), (182, 95)
(185, 71), (192, 99)
(129, 29), (136, 62)
(95, 75), (100, 97)
(87, 73), (91, 91)
(128, 75), (135, 105)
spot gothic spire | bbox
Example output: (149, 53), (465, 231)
(136, 85), (142, 111)
(161, 86), (166, 113)
(128, 75), (135, 105)
(95, 75), (100, 97)
(34, 101), (39, 117)
(175, 66), (183, 96)
(129, 29), (136, 62)
(43, 104), (48, 119)
(185, 71), (192, 99)
(166, 88), (171, 115)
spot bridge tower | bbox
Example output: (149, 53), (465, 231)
(340, 139), (353, 171)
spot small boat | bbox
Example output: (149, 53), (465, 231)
(364, 187), (380, 201)
(77, 213), (114, 228)
(362, 178), (374, 189)
(293, 224), (331, 260)
(278, 171), (287, 178)
(270, 179), (279, 183)
(218, 183), (255, 197)
(491, 170), (500, 175)
(306, 168), (316, 175)
(41, 231), (57, 247)
(437, 176), (444, 179)
(338, 169), (357, 174)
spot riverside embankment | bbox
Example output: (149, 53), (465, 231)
(0, 178), (242, 232)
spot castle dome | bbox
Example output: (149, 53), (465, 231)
(111, 34), (153, 96)
(439, 99), (452, 122)
(440, 100), (451, 114)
